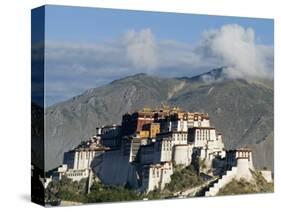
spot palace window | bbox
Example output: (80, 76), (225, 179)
(202, 130), (204, 140)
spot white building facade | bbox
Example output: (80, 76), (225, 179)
(141, 162), (173, 192)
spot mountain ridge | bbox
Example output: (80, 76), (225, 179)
(44, 68), (274, 171)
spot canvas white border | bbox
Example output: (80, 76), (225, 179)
(0, 0), (280, 211)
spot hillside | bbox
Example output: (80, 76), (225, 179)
(44, 69), (274, 171)
(31, 102), (44, 169)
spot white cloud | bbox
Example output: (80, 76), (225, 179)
(42, 25), (273, 105)
(124, 28), (158, 72)
(199, 24), (273, 79)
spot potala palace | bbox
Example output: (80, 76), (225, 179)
(46, 106), (273, 197)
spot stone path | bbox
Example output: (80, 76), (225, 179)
(173, 179), (217, 198)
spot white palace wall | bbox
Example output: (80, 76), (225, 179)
(145, 162), (173, 192)
(173, 144), (193, 166)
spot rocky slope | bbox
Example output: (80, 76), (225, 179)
(31, 102), (44, 169)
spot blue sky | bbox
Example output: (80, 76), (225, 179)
(40, 5), (274, 106)
(45, 5), (273, 45)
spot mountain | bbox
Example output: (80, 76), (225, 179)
(31, 102), (44, 169)
(188, 67), (226, 82)
(44, 69), (274, 171)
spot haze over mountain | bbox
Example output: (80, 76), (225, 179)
(44, 68), (273, 171)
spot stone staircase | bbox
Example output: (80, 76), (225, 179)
(196, 178), (219, 196)
(205, 167), (237, 197)
(177, 178), (217, 197)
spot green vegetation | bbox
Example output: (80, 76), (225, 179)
(165, 165), (204, 193)
(46, 177), (141, 204)
(144, 187), (173, 200)
(143, 165), (204, 200)
(46, 177), (88, 203)
(218, 171), (274, 196)
(145, 189), (162, 200)
(86, 182), (141, 203)
(46, 165), (205, 204)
